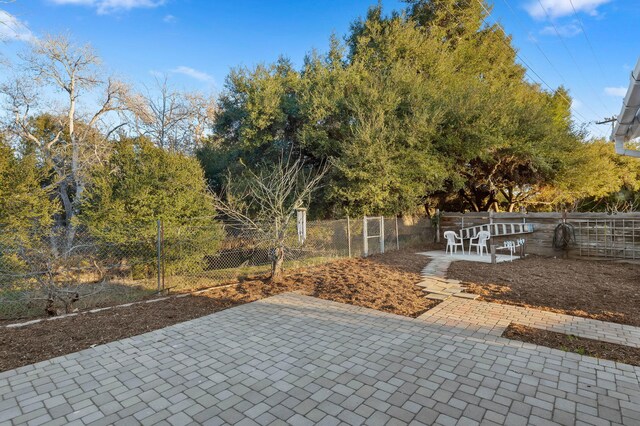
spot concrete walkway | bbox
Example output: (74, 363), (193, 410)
(1, 293), (639, 425)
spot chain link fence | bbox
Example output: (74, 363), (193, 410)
(0, 225), (158, 320)
(0, 216), (433, 320)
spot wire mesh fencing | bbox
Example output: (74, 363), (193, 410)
(0, 225), (159, 320)
(0, 215), (434, 320)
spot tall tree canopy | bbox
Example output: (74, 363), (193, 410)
(82, 137), (216, 232)
(81, 137), (221, 276)
(201, 0), (590, 215)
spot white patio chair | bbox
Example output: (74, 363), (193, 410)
(468, 230), (490, 256)
(444, 231), (464, 255)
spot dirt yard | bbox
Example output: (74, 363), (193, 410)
(504, 324), (640, 367)
(447, 255), (640, 327)
(0, 250), (436, 372)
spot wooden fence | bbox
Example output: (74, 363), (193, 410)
(440, 212), (640, 260)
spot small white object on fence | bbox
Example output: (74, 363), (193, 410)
(296, 208), (307, 244)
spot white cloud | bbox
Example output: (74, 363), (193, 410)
(540, 22), (581, 37)
(163, 14), (176, 23)
(171, 66), (213, 82)
(525, 0), (611, 20)
(49, 0), (165, 15)
(604, 86), (628, 97)
(0, 10), (36, 42)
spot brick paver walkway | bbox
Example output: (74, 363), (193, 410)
(418, 298), (640, 349)
(417, 251), (640, 348)
(1, 293), (639, 425)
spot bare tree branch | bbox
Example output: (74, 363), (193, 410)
(213, 152), (330, 281)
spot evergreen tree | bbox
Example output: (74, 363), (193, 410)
(82, 137), (222, 277)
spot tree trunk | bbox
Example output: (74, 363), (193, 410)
(67, 85), (80, 252)
(270, 247), (285, 282)
(58, 179), (76, 255)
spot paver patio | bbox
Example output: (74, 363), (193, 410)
(1, 293), (639, 425)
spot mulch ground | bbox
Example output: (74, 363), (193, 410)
(503, 324), (640, 367)
(0, 249), (437, 372)
(447, 255), (640, 326)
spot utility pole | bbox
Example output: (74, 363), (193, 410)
(596, 116), (617, 138)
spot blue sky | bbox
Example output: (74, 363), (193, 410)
(1, 0), (638, 139)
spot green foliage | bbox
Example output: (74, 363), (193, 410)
(215, 57), (301, 153)
(0, 137), (56, 236)
(82, 137), (222, 277)
(534, 139), (640, 212)
(0, 137), (57, 283)
(200, 0), (630, 215)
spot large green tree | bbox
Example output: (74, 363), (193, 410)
(0, 136), (57, 309)
(201, 0), (592, 216)
(0, 137), (56, 237)
(82, 137), (221, 277)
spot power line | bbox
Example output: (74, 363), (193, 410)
(502, 0), (600, 123)
(468, 0), (608, 138)
(466, 0), (602, 135)
(568, 0), (607, 76)
(534, 0), (612, 115)
(567, 0), (616, 112)
(596, 116), (616, 140)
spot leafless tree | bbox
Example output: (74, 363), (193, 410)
(213, 153), (329, 281)
(1, 34), (132, 251)
(184, 91), (217, 148)
(129, 75), (216, 153)
(15, 239), (108, 316)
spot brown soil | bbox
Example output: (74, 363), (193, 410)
(447, 256), (640, 326)
(0, 250), (436, 372)
(503, 324), (640, 367)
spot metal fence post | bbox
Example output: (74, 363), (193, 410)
(380, 216), (385, 254)
(395, 216), (400, 250)
(346, 216), (352, 258)
(156, 219), (162, 292)
(363, 216), (368, 257)
(161, 220), (165, 292)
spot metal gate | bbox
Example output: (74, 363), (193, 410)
(363, 216), (384, 257)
